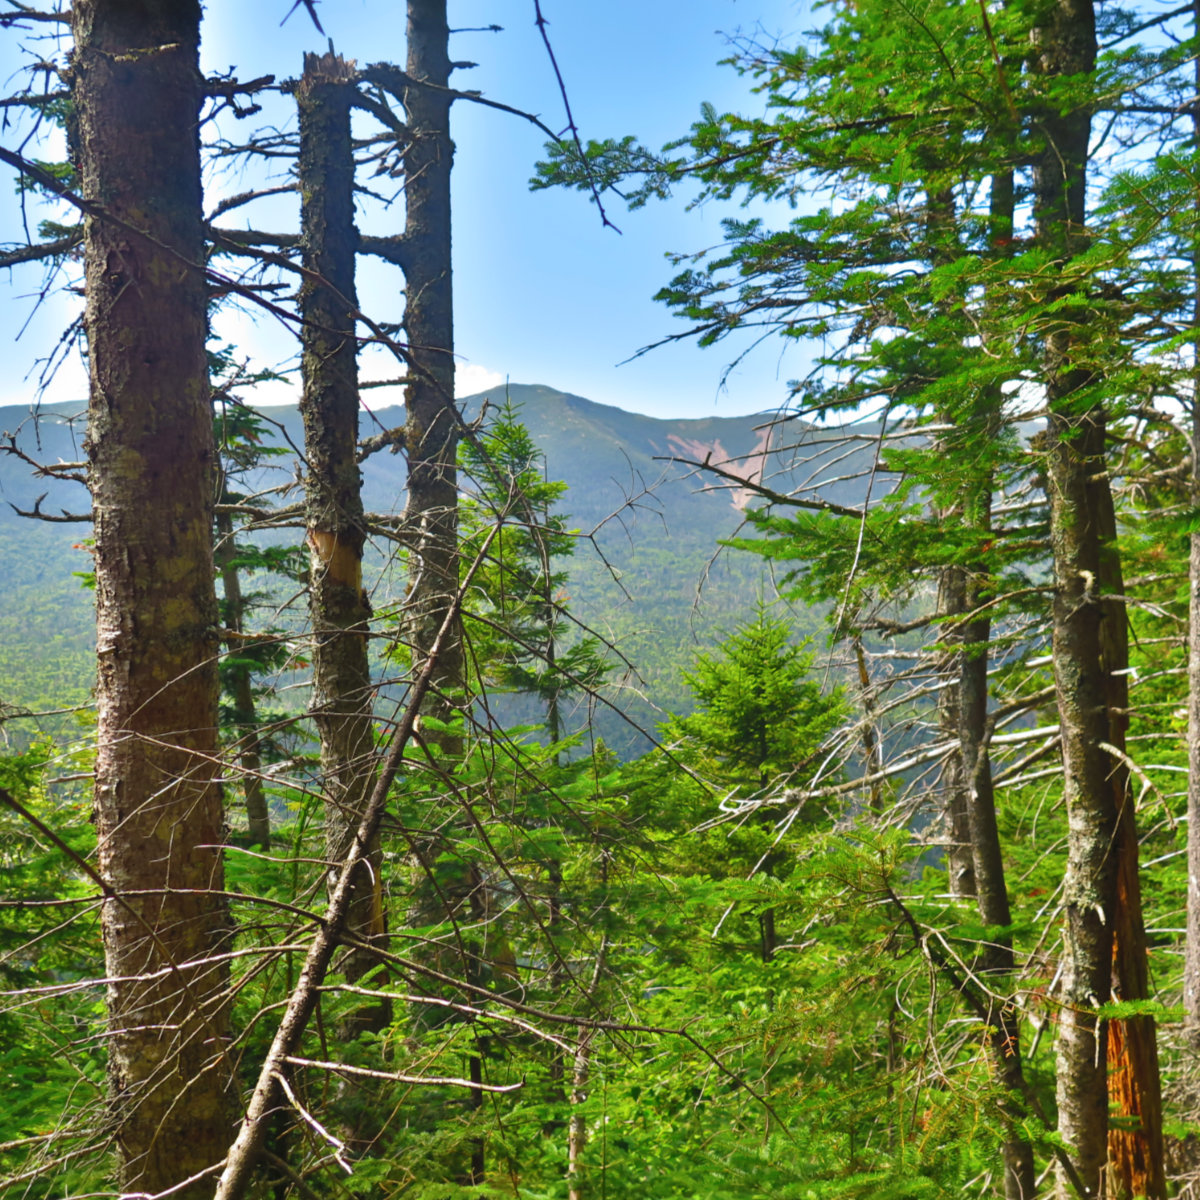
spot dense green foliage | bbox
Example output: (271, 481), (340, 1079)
(9, 0), (1200, 1196)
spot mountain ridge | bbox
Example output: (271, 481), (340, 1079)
(0, 383), (851, 754)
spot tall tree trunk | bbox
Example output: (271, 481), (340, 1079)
(72, 2), (231, 1193)
(215, 508), (271, 849)
(399, 8), (485, 1180)
(937, 564), (976, 897)
(567, 1029), (593, 1200)
(1044, 404), (1115, 1200)
(967, 168), (1035, 1200)
(1184, 0), (1200, 1042)
(853, 636), (884, 813)
(1094, 476), (1166, 1198)
(923, 183), (977, 899)
(961, 556), (1037, 1200)
(927, 168), (1034, 1197)
(1030, 5), (1122, 1193)
(297, 52), (387, 1008)
(403, 0), (462, 733)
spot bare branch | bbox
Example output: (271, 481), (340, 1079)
(0, 227), (82, 268)
(0, 1), (68, 25)
(530, 0), (619, 232)
(359, 61), (563, 143)
(10, 493), (92, 522)
(356, 424), (406, 461)
(283, 1056), (524, 1092)
(280, 0), (324, 35)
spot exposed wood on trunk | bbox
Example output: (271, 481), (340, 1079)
(297, 51), (387, 1012)
(72, 1), (231, 1193)
(1031, 0), (1165, 1190)
(1093, 466), (1166, 1199)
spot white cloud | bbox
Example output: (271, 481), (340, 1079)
(455, 362), (506, 398)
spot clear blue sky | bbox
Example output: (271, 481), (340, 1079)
(0, 2), (812, 421)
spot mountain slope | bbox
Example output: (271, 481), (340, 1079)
(0, 384), (856, 754)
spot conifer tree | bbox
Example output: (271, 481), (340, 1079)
(535, 0), (1180, 1191)
(666, 602), (845, 962)
(460, 400), (610, 743)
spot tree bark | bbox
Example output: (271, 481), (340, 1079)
(397, 10), (482, 1179)
(567, 1029), (593, 1200)
(1030, 5), (1123, 1193)
(937, 564), (976, 897)
(1030, 3), (1165, 1193)
(960, 576), (1037, 1200)
(402, 0), (462, 732)
(71, 2), (231, 1193)
(297, 51), (387, 1009)
(1093, 469), (1166, 1199)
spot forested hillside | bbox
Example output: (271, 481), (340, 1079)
(1, 384), (858, 753)
(5, 1), (1200, 1199)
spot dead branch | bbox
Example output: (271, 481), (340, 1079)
(10, 493), (91, 522)
(356, 424), (406, 461)
(0, 228), (83, 268)
(282, 1055), (524, 1092)
(205, 73), (276, 99)
(212, 526), (499, 1200)
(0, 1), (68, 25)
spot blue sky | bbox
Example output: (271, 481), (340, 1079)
(0, 2), (813, 421)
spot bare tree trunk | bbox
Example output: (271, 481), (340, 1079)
(297, 52), (387, 1008)
(398, 10), (485, 1182)
(215, 509), (271, 849)
(853, 636), (884, 813)
(936, 564), (975, 897)
(950, 164), (1035, 1200)
(567, 1030), (593, 1200)
(402, 0), (462, 731)
(72, 2), (231, 1193)
(923, 183), (976, 900)
(213, 580), (473, 1200)
(960, 578), (1036, 1200)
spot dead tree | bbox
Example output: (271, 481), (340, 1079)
(296, 50), (389, 1016)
